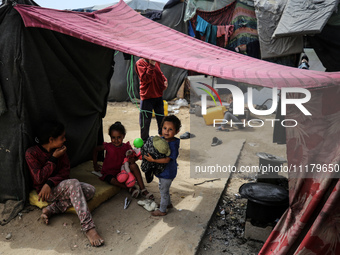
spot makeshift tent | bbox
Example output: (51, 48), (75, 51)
(1, 1), (340, 253)
(0, 0), (114, 223)
(255, 0), (303, 59)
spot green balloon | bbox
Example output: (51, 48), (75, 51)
(133, 138), (144, 148)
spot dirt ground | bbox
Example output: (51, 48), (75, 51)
(0, 101), (287, 255)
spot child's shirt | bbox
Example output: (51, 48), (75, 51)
(156, 138), (180, 179)
(100, 142), (132, 179)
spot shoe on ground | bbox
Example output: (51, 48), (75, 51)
(211, 137), (222, 146)
(180, 132), (196, 139)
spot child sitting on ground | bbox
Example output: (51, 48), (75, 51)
(93, 121), (153, 199)
(144, 115), (181, 216)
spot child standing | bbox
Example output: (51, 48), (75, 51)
(144, 115), (181, 216)
(25, 121), (104, 247)
(93, 121), (154, 199)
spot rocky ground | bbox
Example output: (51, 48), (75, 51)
(197, 176), (264, 255)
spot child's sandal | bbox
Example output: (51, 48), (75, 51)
(141, 189), (154, 200)
(129, 186), (140, 198)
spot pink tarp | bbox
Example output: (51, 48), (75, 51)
(14, 1), (340, 89)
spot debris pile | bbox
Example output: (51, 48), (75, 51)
(198, 182), (264, 254)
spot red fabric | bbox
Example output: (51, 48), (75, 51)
(260, 86), (340, 254)
(100, 141), (132, 180)
(14, 1), (340, 89)
(135, 59), (167, 100)
(25, 145), (70, 193)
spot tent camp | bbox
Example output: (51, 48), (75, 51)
(1, 0), (340, 253)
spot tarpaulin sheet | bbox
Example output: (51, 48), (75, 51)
(273, 0), (338, 38)
(255, 0), (303, 59)
(14, 0), (340, 89)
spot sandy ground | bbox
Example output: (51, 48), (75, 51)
(0, 101), (287, 255)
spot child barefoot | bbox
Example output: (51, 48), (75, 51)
(25, 121), (104, 247)
(93, 121), (153, 199)
(144, 115), (181, 216)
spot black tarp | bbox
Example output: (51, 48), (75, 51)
(0, 0), (114, 221)
(107, 1), (188, 102)
(308, 24), (340, 72)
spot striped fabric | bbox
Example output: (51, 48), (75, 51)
(228, 1), (258, 49)
(14, 1), (340, 89)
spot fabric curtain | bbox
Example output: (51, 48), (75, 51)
(260, 86), (340, 254)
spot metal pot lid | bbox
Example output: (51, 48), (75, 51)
(256, 152), (287, 163)
(239, 182), (288, 206)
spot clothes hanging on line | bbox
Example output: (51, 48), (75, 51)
(217, 25), (234, 47)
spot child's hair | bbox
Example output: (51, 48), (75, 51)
(36, 121), (65, 145)
(108, 121), (126, 136)
(161, 115), (182, 132)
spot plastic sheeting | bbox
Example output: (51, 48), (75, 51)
(308, 24), (340, 72)
(184, 0), (236, 21)
(14, 1), (340, 89)
(255, 0), (303, 59)
(273, 0), (338, 38)
(0, 0), (114, 207)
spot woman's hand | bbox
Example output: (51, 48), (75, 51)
(38, 184), (51, 202)
(53, 145), (67, 158)
(164, 80), (168, 89)
(144, 153), (154, 162)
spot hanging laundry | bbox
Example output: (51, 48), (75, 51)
(217, 25), (234, 47)
(196, 15), (209, 36)
(207, 25), (217, 45)
(190, 1), (237, 48)
(188, 20), (195, 37)
(195, 15), (217, 45)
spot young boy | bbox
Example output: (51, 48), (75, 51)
(144, 115), (181, 216)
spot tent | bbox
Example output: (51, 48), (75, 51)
(1, 1), (340, 253)
(0, 0), (115, 222)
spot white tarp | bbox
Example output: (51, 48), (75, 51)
(273, 0), (338, 38)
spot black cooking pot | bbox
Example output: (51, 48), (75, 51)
(239, 182), (289, 223)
